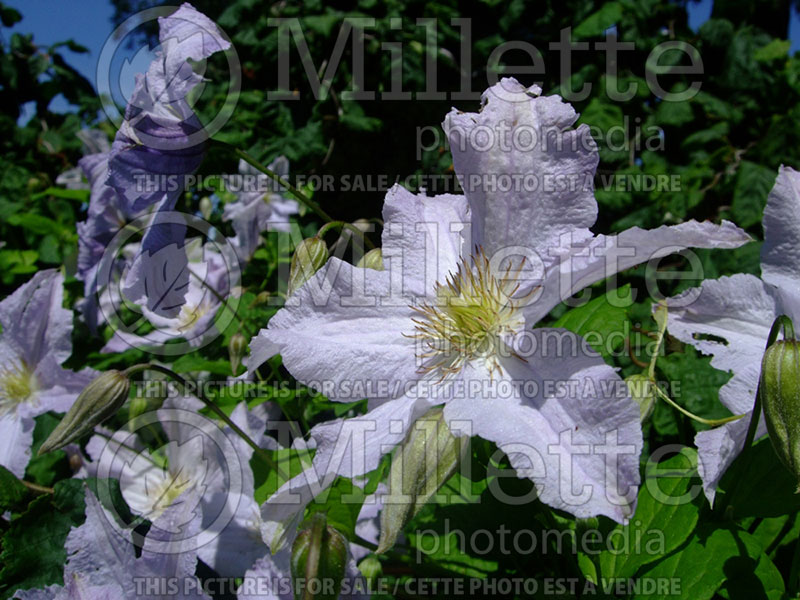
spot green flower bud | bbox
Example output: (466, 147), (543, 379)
(377, 406), (465, 554)
(290, 513), (348, 600)
(625, 374), (657, 422)
(356, 248), (383, 271)
(357, 555), (382, 583)
(39, 370), (130, 455)
(761, 339), (800, 489)
(255, 290), (271, 305)
(288, 237), (329, 297)
(228, 332), (247, 375)
(199, 196), (213, 220)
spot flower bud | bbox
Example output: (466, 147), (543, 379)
(357, 555), (382, 583)
(228, 332), (247, 375)
(377, 406), (465, 554)
(625, 374), (656, 422)
(39, 370), (130, 455)
(199, 196), (213, 220)
(356, 248), (383, 271)
(290, 513), (348, 600)
(760, 339), (800, 489)
(288, 237), (328, 297)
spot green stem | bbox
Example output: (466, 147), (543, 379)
(317, 221), (376, 250)
(790, 534), (800, 597)
(123, 363), (288, 480)
(215, 140), (335, 223)
(654, 386), (744, 427)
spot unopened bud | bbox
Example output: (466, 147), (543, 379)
(288, 237), (328, 297)
(761, 339), (800, 489)
(356, 248), (383, 271)
(377, 406), (465, 554)
(39, 370), (130, 454)
(625, 374), (656, 422)
(290, 513), (348, 600)
(357, 555), (382, 583)
(199, 196), (213, 220)
(229, 332), (247, 375)
(255, 291), (271, 305)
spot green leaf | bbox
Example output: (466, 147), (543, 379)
(573, 2), (622, 39)
(0, 465), (28, 511)
(717, 437), (800, 518)
(597, 453), (701, 579)
(754, 39), (791, 62)
(305, 477), (365, 542)
(553, 285), (632, 359)
(731, 161), (777, 229)
(0, 479), (85, 598)
(634, 526), (783, 600)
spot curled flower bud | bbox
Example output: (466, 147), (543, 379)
(625, 374), (656, 422)
(356, 248), (383, 271)
(288, 237), (329, 297)
(761, 339), (800, 489)
(229, 332), (247, 375)
(290, 513), (348, 600)
(377, 406), (465, 554)
(39, 370), (130, 455)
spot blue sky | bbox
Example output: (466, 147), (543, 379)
(6, 0), (800, 119)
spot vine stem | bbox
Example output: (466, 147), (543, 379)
(212, 139), (335, 224)
(123, 363), (288, 481)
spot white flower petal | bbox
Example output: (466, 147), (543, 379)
(761, 165), (800, 292)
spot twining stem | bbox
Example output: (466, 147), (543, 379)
(21, 480), (54, 495)
(212, 139), (335, 224)
(123, 363), (288, 481)
(317, 220), (376, 250)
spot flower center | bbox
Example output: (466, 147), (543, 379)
(0, 360), (38, 415)
(176, 300), (212, 333)
(409, 249), (527, 380)
(148, 465), (194, 516)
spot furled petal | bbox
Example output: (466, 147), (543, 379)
(443, 77), (598, 258)
(761, 165), (800, 292)
(0, 270), (72, 366)
(443, 329), (642, 522)
(525, 220), (752, 324)
(247, 259), (420, 402)
(667, 274), (777, 415)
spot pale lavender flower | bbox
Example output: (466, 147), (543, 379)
(223, 157), (299, 262)
(14, 486), (211, 599)
(0, 270), (94, 477)
(85, 394), (271, 577)
(667, 165), (800, 503)
(248, 78), (751, 536)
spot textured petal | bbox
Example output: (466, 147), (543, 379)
(667, 274), (776, 415)
(761, 165), (800, 292)
(381, 185), (469, 297)
(443, 329), (642, 522)
(237, 551), (294, 600)
(525, 220), (752, 323)
(0, 270), (72, 366)
(694, 412), (767, 505)
(443, 77), (598, 258)
(0, 414), (34, 478)
(247, 259), (419, 402)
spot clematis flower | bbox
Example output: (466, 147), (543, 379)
(85, 394), (271, 576)
(13, 486), (211, 599)
(102, 239), (232, 353)
(223, 156), (299, 262)
(667, 165), (800, 503)
(248, 78), (751, 536)
(0, 270), (94, 478)
(106, 3), (230, 317)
